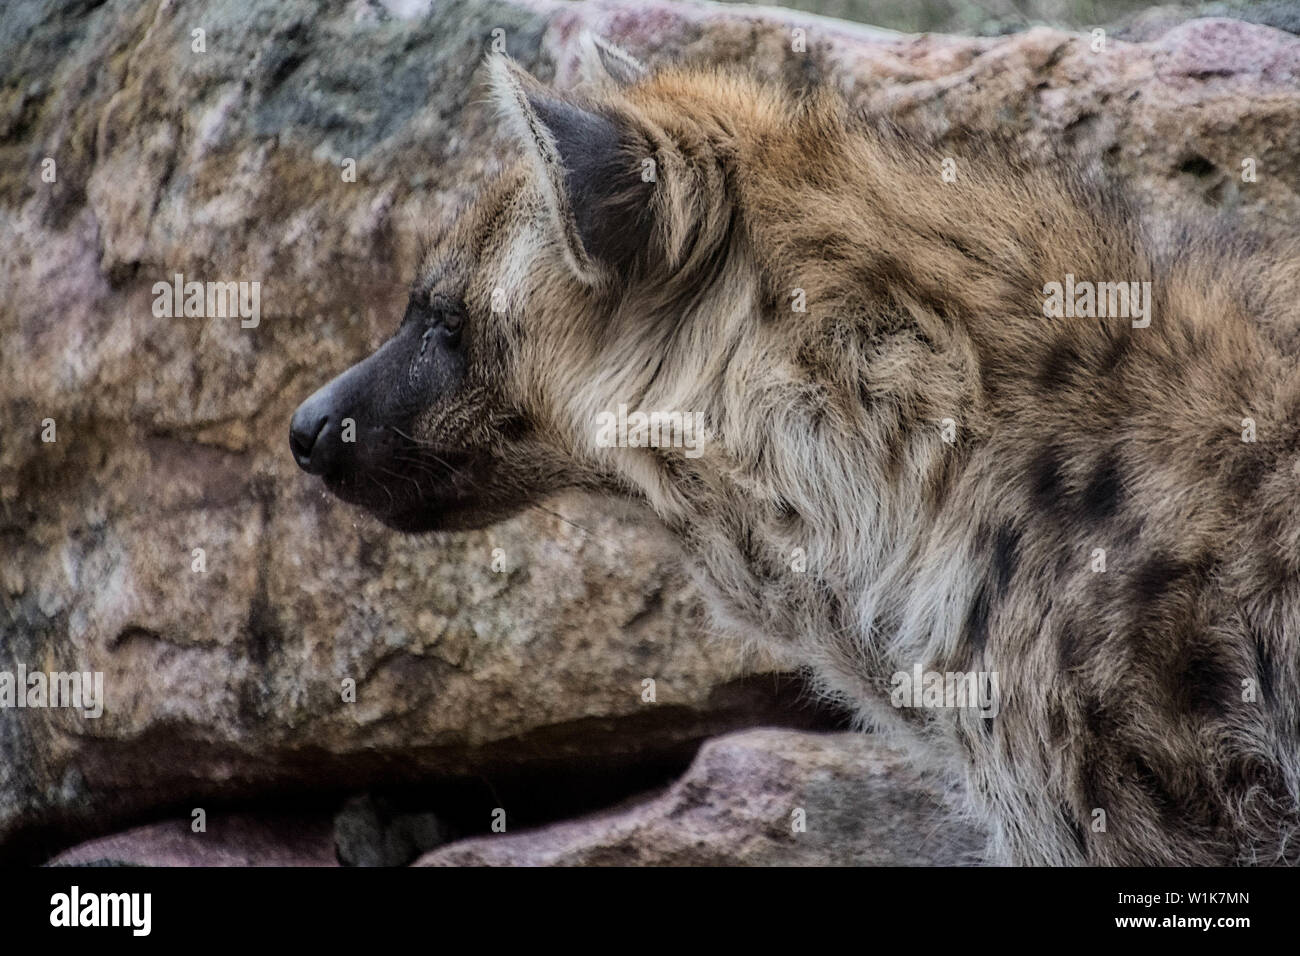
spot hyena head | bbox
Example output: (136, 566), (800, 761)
(291, 37), (808, 534)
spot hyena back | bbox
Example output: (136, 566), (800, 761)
(290, 37), (1300, 865)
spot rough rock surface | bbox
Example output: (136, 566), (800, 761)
(45, 730), (983, 865)
(416, 729), (986, 866)
(2, 0), (1297, 861)
(46, 812), (339, 867)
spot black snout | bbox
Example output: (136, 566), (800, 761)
(289, 397), (336, 475)
(289, 317), (465, 481)
(289, 335), (404, 478)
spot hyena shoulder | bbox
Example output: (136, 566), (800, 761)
(294, 40), (1300, 865)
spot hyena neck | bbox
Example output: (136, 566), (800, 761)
(592, 93), (1300, 753)
(582, 280), (973, 735)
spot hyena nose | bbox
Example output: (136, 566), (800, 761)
(290, 380), (356, 477)
(289, 403), (331, 475)
(291, 334), (407, 476)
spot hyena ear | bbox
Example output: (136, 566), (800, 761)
(489, 55), (657, 284)
(576, 33), (647, 89)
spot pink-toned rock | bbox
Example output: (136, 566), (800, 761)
(417, 729), (986, 866)
(46, 813), (338, 867)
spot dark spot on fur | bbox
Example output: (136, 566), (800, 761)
(1131, 552), (1194, 602)
(1047, 700), (1067, 742)
(1061, 804), (1088, 854)
(991, 523), (1020, 596)
(944, 233), (997, 272)
(739, 523), (763, 570)
(1083, 695), (1118, 738)
(1180, 320), (1206, 357)
(963, 581), (992, 652)
(857, 253), (913, 302)
(1029, 445), (1065, 511)
(1080, 449), (1123, 520)
(806, 231), (855, 263)
(1078, 748), (1110, 813)
(1100, 328), (1132, 373)
(1058, 627), (1080, 671)
(879, 421), (906, 483)
(1126, 752), (1191, 827)
(1040, 338), (1083, 389)
(1225, 445), (1269, 499)
(1170, 643), (1236, 718)
(1253, 630), (1275, 705)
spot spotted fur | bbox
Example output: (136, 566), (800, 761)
(295, 39), (1300, 865)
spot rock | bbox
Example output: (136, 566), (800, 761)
(1114, 3), (1300, 42)
(46, 730), (983, 866)
(45, 812), (338, 867)
(416, 728), (986, 866)
(3, 0), (1297, 860)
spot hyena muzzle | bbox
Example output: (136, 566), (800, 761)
(289, 35), (1300, 865)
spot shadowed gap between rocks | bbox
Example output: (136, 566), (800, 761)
(22, 674), (851, 866)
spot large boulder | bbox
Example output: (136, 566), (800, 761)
(416, 729), (986, 866)
(2, 0), (1296, 861)
(46, 730), (984, 866)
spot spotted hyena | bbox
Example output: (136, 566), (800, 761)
(289, 36), (1300, 865)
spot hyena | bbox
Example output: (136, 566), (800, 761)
(290, 36), (1300, 865)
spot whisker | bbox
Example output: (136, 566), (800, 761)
(378, 465), (427, 502)
(365, 473), (397, 510)
(389, 455), (447, 482)
(525, 502), (597, 538)
(387, 425), (599, 538)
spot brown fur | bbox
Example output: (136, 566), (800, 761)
(294, 38), (1300, 865)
